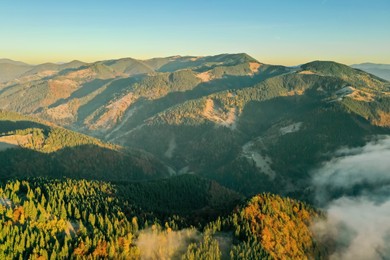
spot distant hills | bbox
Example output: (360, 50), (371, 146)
(352, 62), (390, 81)
(0, 59), (33, 83)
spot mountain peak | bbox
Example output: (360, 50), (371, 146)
(209, 53), (259, 63)
(301, 60), (361, 77)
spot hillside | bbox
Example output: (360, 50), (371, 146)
(0, 110), (169, 181)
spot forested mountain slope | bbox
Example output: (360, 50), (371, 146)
(1, 54), (390, 199)
(0, 110), (169, 181)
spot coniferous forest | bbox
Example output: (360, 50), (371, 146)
(0, 177), (327, 259)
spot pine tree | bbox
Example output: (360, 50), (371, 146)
(60, 204), (67, 219)
(74, 207), (81, 220)
(67, 203), (72, 217)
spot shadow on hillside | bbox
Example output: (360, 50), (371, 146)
(0, 143), (169, 182)
(0, 83), (20, 96)
(48, 79), (113, 108)
(56, 66), (88, 76)
(0, 120), (50, 135)
(114, 174), (244, 223)
(0, 141), (18, 151)
(76, 75), (146, 123)
(238, 95), (319, 135)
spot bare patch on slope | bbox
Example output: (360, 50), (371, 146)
(46, 100), (80, 123)
(285, 89), (305, 96)
(249, 62), (261, 75)
(89, 92), (137, 130)
(66, 68), (96, 79)
(373, 111), (390, 127)
(196, 71), (213, 82)
(105, 105), (139, 139)
(348, 89), (374, 102)
(203, 99), (237, 129)
(190, 56), (202, 61)
(43, 79), (79, 106)
(280, 122), (302, 135)
(298, 70), (315, 75)
(0, 134), (38, 150)
(335, 86), (374, 102)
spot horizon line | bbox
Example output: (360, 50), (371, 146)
(1, 53), (388, 67)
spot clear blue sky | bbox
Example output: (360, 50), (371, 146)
(0, 0), (389, 65)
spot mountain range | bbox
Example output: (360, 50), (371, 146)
(352, 62), (390, 81)
(0, 54), (389, 259)
(1, 54), (389, 197)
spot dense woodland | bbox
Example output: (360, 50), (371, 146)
(0, 177), (327, 259)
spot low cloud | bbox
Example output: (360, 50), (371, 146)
(311, 136), (390, 260)
(136, 227), (200, 259)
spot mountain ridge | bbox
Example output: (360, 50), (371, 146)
(351, 62), (390, 81)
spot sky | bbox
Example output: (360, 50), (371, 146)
(0, 0), (389, 65)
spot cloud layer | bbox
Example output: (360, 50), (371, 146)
(311, 136), (390, 260)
